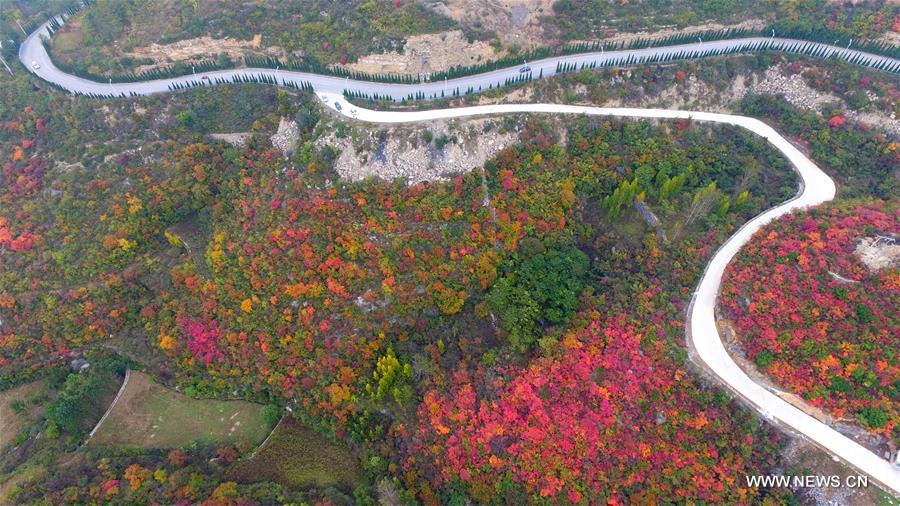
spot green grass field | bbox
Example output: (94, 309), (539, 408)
(88, 371), (269, 452)
(226, 416), (362, 490)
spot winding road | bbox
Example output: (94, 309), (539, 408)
(17, 18), (900, 495)
(318, 93), (899, 493)
(18, 19), (900, 100)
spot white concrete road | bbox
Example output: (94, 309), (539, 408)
(319, 93), (899, 494)
(18, 19), (900, 100)
(16, 15), (900, 495)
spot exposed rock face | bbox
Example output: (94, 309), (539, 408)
(633, 199), (667, 241)
(854, 236), (899, 272)
(342, 30), (499, 76)
(751, 66), (899, 137)
(209, 132), (251, 147)
(270, 118), (300, 156)
(122, 35), (283, 75)
(317, 118), (519, 184)
(422, 0), (553, 48)
(751, 66), (842, 111)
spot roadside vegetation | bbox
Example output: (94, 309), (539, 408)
(40, 0), (454, 75)
(550, 0), (898, 43)
(5, 0), (897, 92)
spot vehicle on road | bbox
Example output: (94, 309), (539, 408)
(31, 61), (40, 70)
(201, 75), (210, 80)
(350, 108), (358, 118)
(519, 65), (531, 73)
(334, 102), (342, 111)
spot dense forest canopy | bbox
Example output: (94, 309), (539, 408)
(1, 65), (806, 501)
(0, 1), (898, 503)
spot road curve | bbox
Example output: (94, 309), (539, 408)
(19, 19), (900, 101)
(318, 92), (900, 494)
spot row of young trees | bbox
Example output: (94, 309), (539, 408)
(26, 0), (900, 92)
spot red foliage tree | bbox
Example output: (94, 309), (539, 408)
(721, 202), (898, 439)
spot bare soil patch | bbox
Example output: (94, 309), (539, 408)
(123, 35), (283, 75)
(318, 117), (519, 184)
(52, 22), (84, 52)
(423, 0), (554, 48)
(854, 236), (899, 272)
(344, 30), (500, 76)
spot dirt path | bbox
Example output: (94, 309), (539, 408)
(85, 369), (130, 441)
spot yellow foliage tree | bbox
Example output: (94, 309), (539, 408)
(325, 383), (351, 405)
(473, 252), (499, 290)
(126, 194), (143, 214)
(559, 179), (576, 209)
(159, 334), (176, 351)
(431, 282), (467, 315)
(211, 482), (239, 499)
(123, 464), (150, 492)
(164, 231), (183, 247)
(366, 346), (413, 405)
(117, 238), (136, 251)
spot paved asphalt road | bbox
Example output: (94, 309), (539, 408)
(19, 19), (900, 100)
(17, 16), (900, 495)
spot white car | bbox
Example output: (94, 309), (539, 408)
(31, 61), (40, 70)
(350, 108), (358, 118)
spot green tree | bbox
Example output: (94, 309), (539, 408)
(488, 244), (590, 350)
(857, 406), (888, 429)
(486, 276), (541, 351)
(603, 179), (639, 218)
(47, 372), (107, 437)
